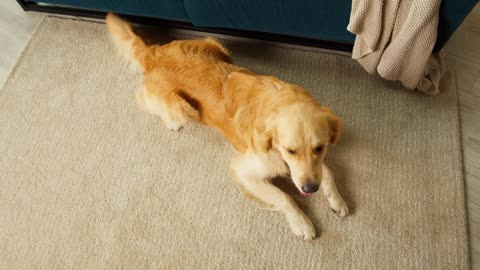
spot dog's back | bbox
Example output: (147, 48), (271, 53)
(106, 13), (245, 130)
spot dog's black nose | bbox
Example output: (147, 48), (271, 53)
(301, 182), (319, 193)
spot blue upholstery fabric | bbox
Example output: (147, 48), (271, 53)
(184, 0), (478, 50)
(32, 0), (479, 50)
(435, 0), (478, 51)
(184, 0), (355, 43)
(35, 0), (189, 21)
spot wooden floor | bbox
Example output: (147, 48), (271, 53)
(444, 4), (480, 269)
(0, 1), (42, 88)
(1, 2), (480, 268)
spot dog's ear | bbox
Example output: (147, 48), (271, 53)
(253, 127), (273, 153)
(261, 131), (273, 152)
(327, 112), (342, 145)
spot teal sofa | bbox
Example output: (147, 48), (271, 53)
(18, 0), (479, 51)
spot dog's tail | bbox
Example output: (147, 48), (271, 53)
(106, 13), (147, 71)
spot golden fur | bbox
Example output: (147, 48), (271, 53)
(106, 13), (348, 240)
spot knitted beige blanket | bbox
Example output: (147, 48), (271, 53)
(348, 0), (445, 95)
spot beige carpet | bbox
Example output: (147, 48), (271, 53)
(0, 17), (468, 269)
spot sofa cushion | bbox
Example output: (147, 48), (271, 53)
(35, 0), (189, 21)
(183, 0), (355, 43)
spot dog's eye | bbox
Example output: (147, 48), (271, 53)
(287, 149), (296, 155)
(314, 145), (324, 154)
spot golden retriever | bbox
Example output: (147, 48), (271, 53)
(106, 13), (348, 240)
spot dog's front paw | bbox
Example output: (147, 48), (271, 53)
(166, 123), (183, 131)
(164, 120), (184, 131)
(330, 197), (349, 217)
(286, 212), (316, 240)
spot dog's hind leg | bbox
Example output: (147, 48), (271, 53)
(138, 84), (199, 131)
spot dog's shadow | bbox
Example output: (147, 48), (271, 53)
(132, 25), (183, 46)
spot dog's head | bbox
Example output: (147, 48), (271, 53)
(225, 72), (341, 196)
(262, 103), (341, 196)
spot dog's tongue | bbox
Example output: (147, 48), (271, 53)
(300, 191), (313, 197)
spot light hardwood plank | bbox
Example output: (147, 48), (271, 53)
(444, 3), (480, 269)
(0, 1), (43, 88)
